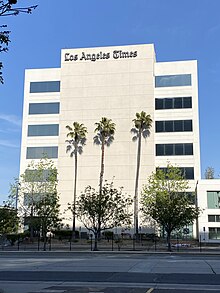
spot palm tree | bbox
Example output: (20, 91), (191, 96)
(94, 117), (116, 195)
(66, 122), (87, 239)
(132, 111), (152, 236)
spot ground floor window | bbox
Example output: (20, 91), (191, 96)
(209, 227), (220, 239)
(208, 215), (220, 222)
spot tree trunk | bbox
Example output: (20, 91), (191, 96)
(30, 205), (34, 242)
(93, 231), (98, 251)
(43, 228), (47, 251)
(72, 151), (77, 240)
(134, 129), (142, 236)
(99, 139), (105, 195)
(167, 231), (172, 252)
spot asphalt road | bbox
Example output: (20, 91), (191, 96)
(0, 252), (220, 293)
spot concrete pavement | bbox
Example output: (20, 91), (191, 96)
(0, 252), (220, 293)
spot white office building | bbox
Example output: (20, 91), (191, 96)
(19, 44), (220, 241)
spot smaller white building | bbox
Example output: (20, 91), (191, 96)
(197, 179), (220, 243)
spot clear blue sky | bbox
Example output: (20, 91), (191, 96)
(0, 0), (219, 203)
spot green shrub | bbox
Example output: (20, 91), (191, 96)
(53, 229), (79, 239)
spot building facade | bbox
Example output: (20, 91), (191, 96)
(20, 43), (220, 241)
(197, 180), (220, 243)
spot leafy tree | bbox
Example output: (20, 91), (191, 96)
(142, 165), (200, 251)
(0, 0), (37, 83)
(7, 177), (19, 209)
(0, 204), (18, 236)
(76, 181), (132, 250)
(15, 158), (61, 248)
(34, 190), (61, 251)
(94, 117), (116, 195)
(205, 166), (215, 179)
(132, 111), (152, 236)
(66, 122), (87, 239)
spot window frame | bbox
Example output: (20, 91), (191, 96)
(30, 81), (60, 93)
(155, 97), (192, 110)
(155, 74), (192, 88)
(26, 146), (58, 159)
(155, 120), (193, 133)
(27, 124), (59, 137)
(29, 102), (60, 115)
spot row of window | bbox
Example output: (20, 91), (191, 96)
(28, 100), (191, 116)
(29, 74), (191, 94)
(30, 81), (60, 93)
(155, 97), (192, 110)
(156, 167), (194, 180)
(208, 215), (220, 222)
(29, 103), (60, 115)
(156, 120), (193, 133)
(26, 121), (193, 137)
(23, 193), (56, 206)
(156, 143), (193, 156)
(28, 124), (59, 137)
(26, 141), (193, 158)
(155, 74), (191, 88)
(26, 147), (58, 159)
(24, 169), (57, 182)
(25, 147), (194, 180)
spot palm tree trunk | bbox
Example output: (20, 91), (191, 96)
(98, 141), (104, 240)
(99, 139), (105, 195)
(72, 150), (77, 240)
(134, 129), (142, 236)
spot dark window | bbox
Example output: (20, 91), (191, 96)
(165, 144), (173, 156)
(183, 97), (192, 108)
(155, 99), (163, 110)
(155, 99), (162, 110)
(184, 120), (193, 131)
(209, 227), (220, 240)
(156, 144), (164, 156)
(26, 146), (58, 159)
(184, 143), (193, 155)
(165, 121), (173, 132)
(155, 74), (191, 87)
(155, 97), (192, 110)
(164, 98), (173, 109)
(182, 167), (194, 179)
(156, 121), (164, 132)
(156, 143), (193, 156)
(28, 124), (59, 137)
(208, 215), (215, 222)
(174, 120), (183, 132)
(174, 98), (182, 108)
(175, 144), (184, 155)
(30, 81), (60, 93)
(155, 120), (193, 133)
(29, 103), (60, 115)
